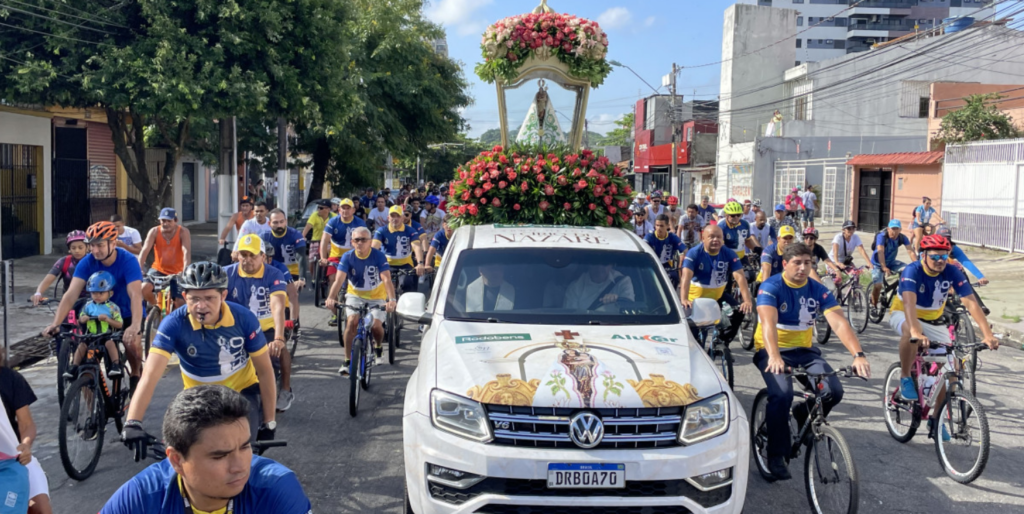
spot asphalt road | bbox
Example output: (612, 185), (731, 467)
(17, 292), (1024, 513)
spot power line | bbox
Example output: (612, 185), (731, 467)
(3, 0), (129, 29)
(0, 20), (115, 46)
(0, 3), (119, 35)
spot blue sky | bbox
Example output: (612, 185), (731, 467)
(425, 0), (738, 138)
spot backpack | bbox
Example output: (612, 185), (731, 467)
(869, 230), (887, 252)
(217, 243), (233, 266)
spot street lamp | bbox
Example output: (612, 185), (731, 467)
(608, 60), (661, 95)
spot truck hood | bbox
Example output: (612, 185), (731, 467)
(434, 322), (723, 409)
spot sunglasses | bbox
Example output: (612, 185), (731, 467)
(352, 237), (369, 243)
(727, 214), (740, 218)
(926, 254), (949, 262)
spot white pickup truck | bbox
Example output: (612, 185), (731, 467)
(398, 224), (748, 514)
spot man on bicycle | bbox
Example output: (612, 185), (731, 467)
(644, 214), (685, 288)
(218, 196), (255, 247)
(679, 225), (754, 343)
(268, 208), (308, 331)
(43, 222), (145, 391)
(676, 204), (705, 251)
(139, 208), (191, 311)
(223, 235), (294, 412)
(754, 242), (870, 480)
(936, 226), (991, 315)
(871, 219), (917, 308)
(892, 235), (997, 437)
(122, 262), (277, 452)
(373, 205), (425, 294)
(749, 211), (776, 253)
(320, 198), (368, 327)
(302, 199), (336, 278)
(420, 195), (446, 236)
(424, 221), (453, 272)
(802, 228), (842, 283)
(325, 227), (397, 375)
(759, 225), (799, 282)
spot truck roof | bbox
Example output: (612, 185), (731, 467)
(456, 224), (645, 252)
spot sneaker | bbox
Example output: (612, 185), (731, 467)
(900, 377), (919, 401)
(82, 416), (98, 441)
(768, 456), (792, 481)
(277, 389), (294, 412)
(375, 341), (383, 358)
(928, 418), (951, 442)
(63, 365), (77, 380)
(107, 362), (123, 379)
(339, 360), (351, 376)
(328, 314), (339, 327)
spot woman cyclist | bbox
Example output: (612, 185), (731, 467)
(31, 231), (90, 306)
(911, 197), (944, 252)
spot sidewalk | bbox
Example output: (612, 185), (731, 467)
(1, 223), (222, 367)
(815, 222), (1024, 349)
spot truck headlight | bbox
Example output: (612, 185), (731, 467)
(430, 389), (493, 443)
(679, 392), (730, 445)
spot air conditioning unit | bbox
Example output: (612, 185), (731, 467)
(871, 15), (879, 22)
(826, 39), (834, 44)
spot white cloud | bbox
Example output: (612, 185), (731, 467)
(425, 0), (493, 37)
(644, 16), (656, 27)
(597, 7), (632, 30)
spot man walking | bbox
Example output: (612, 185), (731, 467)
(801, 186), (818, 229)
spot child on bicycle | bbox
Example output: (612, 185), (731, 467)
(65, 271), (125, 380)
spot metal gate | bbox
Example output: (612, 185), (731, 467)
(774, 166), (804, 207)
(943, 139), (1024, 252)
(0, 144), (40, 257)
(774, 157), (851, 224)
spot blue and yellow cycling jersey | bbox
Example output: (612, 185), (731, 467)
(720, 219), (752, 258)
(338, 248), (391, 300)
(323, 215), (367, 258)
(644, 232), (685, 267)
(683, 243), (742, 301)
(224, 263), (288, 331)
(150, 302), (267, 391)
(266, 227), (307, 276)
(430, 229), (450, 267)
(760, 242), (786, 281)
(374, 224), (418, 267)
(892, 260), (972, 321)
(753, 273), (840, 351)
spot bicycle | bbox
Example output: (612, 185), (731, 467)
(944, 283), (985, 396)
(737, 255), (761, 352)
(823, 266), (871, 335)
(868, 268), (901, 324)
(343, 301), (386, 417)
(385, 268), (418, 364)
(58, 330), (132, 480)
(882, 338), (991, 484)
(312, 258), (333, 308)
(751, 366), (865, 514)
(688, 299), (734, 389)
(142, 273), (178, 361)
(30, 298), (87, 406)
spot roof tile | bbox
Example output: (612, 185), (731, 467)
(847, 151), (944, 166)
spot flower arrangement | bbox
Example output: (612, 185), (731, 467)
(474, 12), (613, 87)
(445, 145), (634, 228)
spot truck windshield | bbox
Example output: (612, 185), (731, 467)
(442, 248), (680, 325)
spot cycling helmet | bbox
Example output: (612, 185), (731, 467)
(753, 199), (762, 207)
(264, 244), (276, 259)
(935, 225), (952, 239)
(86, 271), (115, 293)
(66, 230), (87, 247)
(331, 197), (342, 205)
(85, 221), (118, 243)
(723, 201), (743, 216)
(919, 234), (951, 252)
(667, 196), (679, 206)
(178, 261), (229, 291)
(424, 195), (440, 206)
(803, 227), (819, 238)
(841, 220), (856, 229)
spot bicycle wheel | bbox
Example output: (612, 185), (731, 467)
(360, 337), (372, 391)
(314, 263), (327, 308)
(387, 311), (397, 364)
(749, 390), (774, 481)
(349, 336), (363, 417)
(712, 345), (734, 390)
(142, 307), (161, 361)
(882, 363), (920, 443)
(847, 288), (870, 334)
(934, 391), (989, 484)
(814, 313), (832, 345)
(805, 425), (858, 514)
(58, 374), (105, 480)
(955, 314), (977, 397)
(57, 336), (74, 406)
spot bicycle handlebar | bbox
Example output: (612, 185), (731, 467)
(783, 365), (865, 380)
(146, 438), (287, 460)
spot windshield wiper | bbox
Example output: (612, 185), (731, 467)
(446, 316), (519, 324)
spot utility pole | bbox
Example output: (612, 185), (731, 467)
(666, 63), (681, 200)
(217, 117), (237, 243)
(416, 156), (422, 186)
(277, 117), (289, 213)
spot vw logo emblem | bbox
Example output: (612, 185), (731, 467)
(568, 412), (604, 449)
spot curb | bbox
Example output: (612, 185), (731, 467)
(987, 320), (1024, 351)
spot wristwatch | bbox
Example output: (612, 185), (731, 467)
(265, 420), (277, 430)
(855, 351), (866, 358)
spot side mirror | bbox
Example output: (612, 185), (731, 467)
(397, 292), (431, 325)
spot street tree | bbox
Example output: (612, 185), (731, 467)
(595, 112), (633, 146)
(937, 93), (1022, 145)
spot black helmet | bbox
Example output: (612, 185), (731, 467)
(264, 244), (276, 259)
(178, 261), (228, 291)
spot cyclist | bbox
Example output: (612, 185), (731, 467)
(749, 211), (776, 253)
(302, 199), (336, 277)
(911, 196), (944, 252)
(679, 225), (754, 343)
(139, 208), (191, 311)
(676, 204), (706, 251)
(320, 199), (368, 327)
(759, 226), (799, 282)
(122, 261), (277, 449)
(871, 219), (917, 308)
(720, 201), (760, 260)
(784, 187), (804, 220)
(829, 220), (872, 268)
(103, 385), (311, 514)
(769, 203), (800, 236)
(31, 230), (89, 306)
(665, 195), (682, 230)
(111, 214), (143, 255)
(42, 222), (145, 391)
(753, 242), (870, 480)
(420, 195), (446, 236)
(741, 199), (756, 224)
(360, 188), (375, 214)
(224, 235), (293, 412)
(65, 271), (125, 382)
(330, 196), (342, 215)
(267, 209), (308, 329)
(892, 235), (997, 438)
(697, 195), (718, 224)
(403, 205), (427, 249)
(802, 228), (842, 283)
(218, 196), (255, 247)
(324, 227), (397, 375)
(644, 214), (686, 288)
(645, 191), (666, 220)
(631, 206), (654, 237)
(367, 195), (389, 230)
(936, 226), (990, 314)
(424, 221), (453, 273)
(237, 201), (273, 245)
(0, 352), (53, 514)
(373, 206), (425, 294)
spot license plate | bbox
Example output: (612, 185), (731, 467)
(547, 463), (625, 489)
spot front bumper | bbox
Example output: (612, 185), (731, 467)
(403, 408), (749, 514)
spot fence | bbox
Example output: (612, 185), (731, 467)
(773, 157), (850, 225)
(1, 144), (41, 258)
(942, 139), (1024, 252)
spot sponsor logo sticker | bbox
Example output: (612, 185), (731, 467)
(455, 333), (532, 344)
(611, 334), (679, 343)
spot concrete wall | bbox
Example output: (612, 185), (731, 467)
(0, 110), (53, 254)
(928, 82), (1024, 143)
(145, 149), (209, 227)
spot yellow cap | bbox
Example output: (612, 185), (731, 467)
(388, 205), (404, 216)
(778, 226), (796, 239)
(237, 234), (264, 255)
(340, 198), (354, 207)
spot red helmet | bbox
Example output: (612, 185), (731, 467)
(919, 234), (951, 252)
(667, 196), (679, 205)
(85, 221), (118, 243)
(803, 227), (818, 238)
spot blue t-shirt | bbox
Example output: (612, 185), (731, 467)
(683, 244), (742, 301)
(266, 227), (306, 276)
(337, 248), (391, 300)
(430, 229), (450, 267)
(760, 243), (786, 279)
(374, 224), (419, 267)
(72, 248), (143, 320)
(100, 455), (311, 514)
(644, 232), (685, 267)
(914, 205), (937, 226)
(950, 245), (984, 279)
(753, 273), (840, 351)
(268, 259), (293, 283)
(323, 215), (367, 256)
(892, 260), (973, 321)
(224, 263), (288, 332)
(871, 232), (910, 267)
(151, 302), (267, 391)
(697, 204), (717, 224)
(720, 219), (752, 258)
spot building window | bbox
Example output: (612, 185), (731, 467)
(797, 16), (803, 26)
(919, 97), (930, 118)
(686, 127), (693, 141)
(898, 80), (931, 118)
(796, 61), (801, 66)
(795, 96), (809, 121)
(796, 39), (802, 48)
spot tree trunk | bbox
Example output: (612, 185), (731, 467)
(106, 107), (155, 227)
(306, 134), (330, 204)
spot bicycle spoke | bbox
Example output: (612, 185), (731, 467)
(806, 426), (857, 514)
(936, 392), (989, 483)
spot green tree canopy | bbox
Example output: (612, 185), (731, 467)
(937, 93), (1022, 145)
(594, 112), (633, 147)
